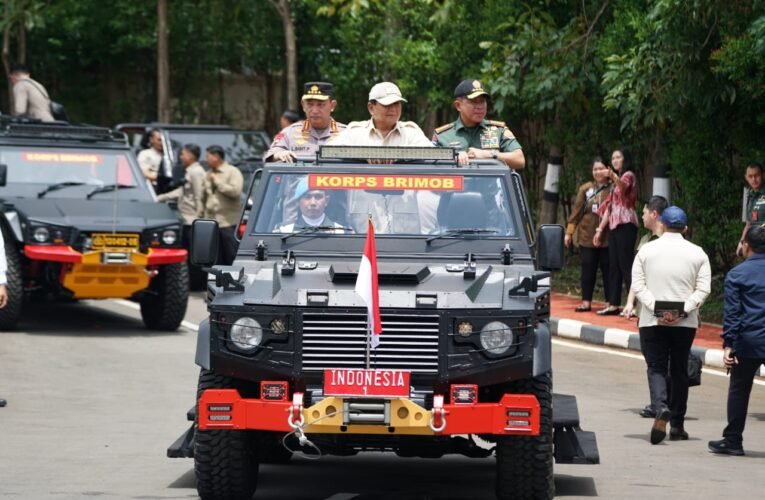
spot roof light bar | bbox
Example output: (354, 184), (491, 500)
(319, 145), (455, 161)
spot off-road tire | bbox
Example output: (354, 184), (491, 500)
(0, 236), (23, 329)
(140, 262), (188, 330)
(194, 369), (259, 500)
(496, 371), (554, 500)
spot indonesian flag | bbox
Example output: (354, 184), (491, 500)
(355, 218), (383, 349)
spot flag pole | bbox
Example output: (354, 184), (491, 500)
(365, 214), (372, 370)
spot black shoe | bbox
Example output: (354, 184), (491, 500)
(708, 439), (744, 456)
(0, 398), (6, 407)
(669, 427), (689, 441)
(639, 404), (656, 418)
(650, 407), (671, 444)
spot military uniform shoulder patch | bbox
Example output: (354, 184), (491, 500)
(503, 128), (516, 139)
(434, 123), (454, 134)
(486, 119), (507, 128)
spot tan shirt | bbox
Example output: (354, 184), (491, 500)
(12, 78), (54, 122)
(157, 162), (206, 225)
(332, 119), (433, 147)
(632, 232), (712, 328)
(203, 162), (244, 228)
(566, 181), (611, 248)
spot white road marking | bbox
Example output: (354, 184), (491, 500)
(552, 338), (765, 386)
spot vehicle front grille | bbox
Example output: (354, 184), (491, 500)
(301, 312), (440, 374)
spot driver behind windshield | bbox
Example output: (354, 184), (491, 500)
(276, 178), (348, 234)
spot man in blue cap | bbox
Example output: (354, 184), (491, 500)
(632, 206), (711, 444)
(276, 177), (347, 233)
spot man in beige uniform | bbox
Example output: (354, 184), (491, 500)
(9, 64), (54, 122)
(332, 82), (435, 234)
(157, 143), (207, 288)
(204, 145), (244, 265)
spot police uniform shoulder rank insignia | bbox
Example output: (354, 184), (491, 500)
(434, 123), (454, 134)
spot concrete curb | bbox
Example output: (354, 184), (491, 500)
(551, 317), (734, 370)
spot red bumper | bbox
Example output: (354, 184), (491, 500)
(198, 389), (540, 436)
(24, 245), (187, 265)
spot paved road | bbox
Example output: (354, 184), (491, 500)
(1, 295), (764, 499)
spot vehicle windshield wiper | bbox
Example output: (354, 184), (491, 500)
(426, 228), (499, 244)
(37, 181), (87, 198)
(86, 184), (137, 199)
(281, 225), (353, 241)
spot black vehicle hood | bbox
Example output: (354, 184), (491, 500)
(10, 198), (180, 231)
(210, 259), (537, 310)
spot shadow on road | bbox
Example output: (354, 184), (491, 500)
(10, 300), (181, 337)
(166, 457), (598, 499)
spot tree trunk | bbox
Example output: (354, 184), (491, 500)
(17, 22), (26, 64)
(2, 1), (12, 111)
(270, 0), (298, 110)
(157, 0), (171, 122)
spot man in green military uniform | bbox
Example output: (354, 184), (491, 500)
(432, 79), (525, 169)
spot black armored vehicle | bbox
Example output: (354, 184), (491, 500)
(169, 146), (598, 500)
(0, 118), (189, 330)
(114, 123), (271, 195)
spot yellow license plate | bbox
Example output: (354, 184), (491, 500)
(91, 233), (140, 249)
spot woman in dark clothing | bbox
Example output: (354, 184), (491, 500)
(565, 157), (612, 312)
(593, 148), (639, 315)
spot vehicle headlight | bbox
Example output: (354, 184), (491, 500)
(480, 321), (513, 355)
(230, 317), (263, 350)
(33, 226), (50, 243)
(162, 229), (178, 245)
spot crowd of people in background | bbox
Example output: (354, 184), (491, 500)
(564, 152), (765, 452)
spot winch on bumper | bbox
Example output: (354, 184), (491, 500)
(198, 388), (540, 436)
(23, 245), (187, 298)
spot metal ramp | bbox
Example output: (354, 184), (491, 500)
(553, 393), (599, 464)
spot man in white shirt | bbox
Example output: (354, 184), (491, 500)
(333, 82), (432, 147)
(332, 82), (434, 233)
(137, 129), (164, 185)
(632, 206), (711, 444)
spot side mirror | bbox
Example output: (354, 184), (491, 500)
(191, 219), (220, 266)
(536, 224), (564, 271)
(0, 163), (7, 187)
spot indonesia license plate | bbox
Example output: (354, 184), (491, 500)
(324, 369), (411, 398)
(91, 233), (140, 250)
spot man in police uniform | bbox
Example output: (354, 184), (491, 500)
(264, 82), (345, 163)
(432, 79), (525, 169)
